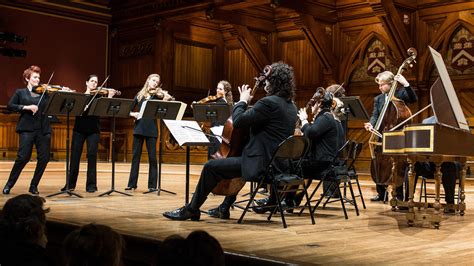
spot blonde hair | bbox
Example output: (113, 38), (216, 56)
(375, 71), (394, 85)
(137, 74), (161, 101)
(218, 80), (233, 104)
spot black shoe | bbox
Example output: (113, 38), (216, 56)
(370, 195), (384, 202)
(255, 197), (270, 206)
(86, 188), (97, 193)
(252, 203), (275, 214)
(124, 187), (136, 191)
(29, 186), (39, 195)
(163, 206), (200, 221)
(61, 186), (75, 192)
(207, 206), (230, 219)
(3, 186), (11, 195)
(398, 206), (409, 211)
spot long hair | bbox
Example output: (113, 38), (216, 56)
(136, 73), (161, 101)
(265, 62), (295, 101)
(22, 65), (41, 84)
(218, 80), (233, 104)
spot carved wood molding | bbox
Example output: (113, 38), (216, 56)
(118, 39), (154, 58)
(292, 13), (336, 78)
(230, 24), (270, 72)
(368, 0), (413, 58)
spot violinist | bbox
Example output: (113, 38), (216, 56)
(3, 65), (52, 195)
(126, 74), (171, 192)
(364, 71), (417, 202)
(205, 80), (233, 158)
(61, 74), (116, 193)
(163, 62), (297, 221)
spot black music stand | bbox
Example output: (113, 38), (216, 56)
(339, 96), (370, 137)
(192, 103), (230, 125)
(45, 92), (88, 198)
(88, 97), (134, 197)
(163, 119), (211, 205)
(140, 100), (186, 195)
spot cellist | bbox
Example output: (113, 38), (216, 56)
(363, 71), (417, 202)
(163, 62), (297, 221)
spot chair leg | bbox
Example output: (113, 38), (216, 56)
(338, 184), (349, 219)
(271, 183), (287, 228)
(355, 177), (366, 209)
(311, 183), (332, 216)
(298, 180), (322, 216)
(238, 180), (263, 224)
(348, 180), (359, 216)
(303, 183), (316, 225)
(423, 178), (428, 204)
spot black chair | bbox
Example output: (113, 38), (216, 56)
(418, 162), (462, 205)
(344, 142), (366, 209)
(300, 140), (359, 219)
(237, 135), (314, 228)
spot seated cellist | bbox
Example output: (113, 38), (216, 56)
(163, 62), (298, 221)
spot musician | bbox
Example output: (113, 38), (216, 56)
(364, 71), (418, 202)
(207, 80), (233, 158)
(126, 74), (173, 192)
(163, 62), (297, 221)
(61, 75), (116, 193)
(3, 65), (51, 195)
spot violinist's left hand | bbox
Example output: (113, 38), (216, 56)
(394, 74), (409, 87)
(60, 86), (74, 92)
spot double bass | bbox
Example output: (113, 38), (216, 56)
(369, 48), (417, 186)
(211, 66), (272, 195)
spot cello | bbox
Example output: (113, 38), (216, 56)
(368, 48), (417, 186)
(211, 66), (272, 195)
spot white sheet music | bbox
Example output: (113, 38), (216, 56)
(210, 125), (224, 143)
(163, 119), (210, 146)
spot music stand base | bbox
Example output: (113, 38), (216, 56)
(47, 190), (83, 198)
(155, 188), (177, 196)
(99, 189), (132, 197)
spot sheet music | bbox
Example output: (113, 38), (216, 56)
(137, 100), (149, 120)
(137, 99), (187, 120)
(210, 126), (224, 143)
(163, 119), (210, 146)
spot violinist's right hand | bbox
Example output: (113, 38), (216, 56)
(364, 122), (373, 131)
(238, 84), (252, 103)
(23, 105), (38, 114)
(130, 112), (139, 119)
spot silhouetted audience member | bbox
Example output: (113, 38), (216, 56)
(0, 194), (53, 266)
(62, 223), (124, 266)
(157, 230), (225, 266)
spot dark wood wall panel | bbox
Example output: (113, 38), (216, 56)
(226, 48), (257, 93)
(173, 42), (214, 91)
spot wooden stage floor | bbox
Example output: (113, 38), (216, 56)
(1, 161), (474, 265)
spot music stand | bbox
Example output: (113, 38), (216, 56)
(339, 96), (370, 137)
(45, 92), (88, 198)
(140, 100), (187, 195)
(88, 97), (134, 197)
(192, 103), (230, 125)
(163, 119), (211, 205)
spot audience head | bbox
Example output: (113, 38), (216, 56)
(158, 230), (224, 266)
(0, 194), (49, 247)
(62, 223), (124, 266)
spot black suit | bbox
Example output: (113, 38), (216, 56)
(127, 96), (158, 189)
(67, 95), (101, 191)
(369, 86), (418, 198)
(188, 95), (297, 211)
(4, 88), (51, 190)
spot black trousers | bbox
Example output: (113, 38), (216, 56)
(127, 135), (157, 189)
(67, 131), (99, 190)
(405, 162), (458, 204)
(189, 157), (242, 211)
(376, 184), (404, 200)
(5, 131), (50, 189)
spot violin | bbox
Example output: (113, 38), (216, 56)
(32, 84), (74, 94)
(149, 88), (175, 101)
(195, 94), (223, 104)
(90, 87), (121, 96)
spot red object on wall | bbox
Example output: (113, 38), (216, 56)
(0, 6), (108, 105)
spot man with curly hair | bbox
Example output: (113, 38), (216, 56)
(163, 62), (297, 221)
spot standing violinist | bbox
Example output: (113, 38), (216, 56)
(61, 75), (117, 193)
(125, 74), (173, 192)
(363, 71), (417, 202)
(163, 62), (297, 221)
(207, 80), (233, 158)
(3, 66), (52, 194)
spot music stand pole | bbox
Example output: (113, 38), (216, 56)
(99, 107), (132, 197)
(47, 101), (83, 198)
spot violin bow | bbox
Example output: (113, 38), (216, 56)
(84, 75), (110, 112)
(36, 71), (55, 108)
